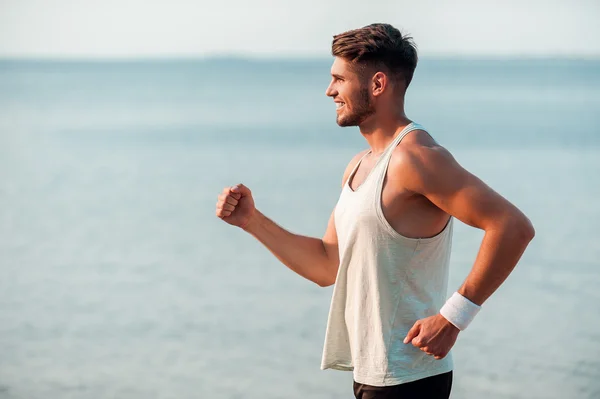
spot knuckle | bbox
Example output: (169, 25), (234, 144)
(240, 184), (251, 193)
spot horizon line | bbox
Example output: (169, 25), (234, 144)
(1, 53), (600, 63)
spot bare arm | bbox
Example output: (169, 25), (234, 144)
(400, 143), (535, 359)
(242, 209), (338, 287)
(400, 145), (535, 305)
(216, 151), (367, 287)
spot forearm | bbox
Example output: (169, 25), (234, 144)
(458, 218), (535, 305)
(243, 210), (338, 287)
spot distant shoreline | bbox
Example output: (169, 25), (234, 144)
(1, 55), (599, 65)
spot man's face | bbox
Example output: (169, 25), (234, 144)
(325, 57), (375, 127)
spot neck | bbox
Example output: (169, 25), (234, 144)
(359, 107), (412, 156)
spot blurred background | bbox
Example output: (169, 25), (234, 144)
(1, 1), (599, 398)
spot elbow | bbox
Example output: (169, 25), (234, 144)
(316, 277), (335, 288)
(525, 221), (535, 242)
(492, 213), (535, 245)
(315, 258), (338, 287)
(515, 215), (535, 244)
(315, 269), (337, 287)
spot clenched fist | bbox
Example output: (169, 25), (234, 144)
(216, 184), (255, 229)
(403, 314), (459, 360)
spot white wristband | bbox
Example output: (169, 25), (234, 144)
(440, 292), (481, 331)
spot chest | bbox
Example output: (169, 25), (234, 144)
(347, 156), (379, 192)
(341, 158), (446, 240)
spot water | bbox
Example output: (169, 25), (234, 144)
(0, 58), (599, 399)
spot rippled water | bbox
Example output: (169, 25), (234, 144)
(1, 59), (599, 398)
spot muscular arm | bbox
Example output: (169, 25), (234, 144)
(243, 151), (367, 287)
(399, 145), (535, 305)
(243, 211), (337, 287)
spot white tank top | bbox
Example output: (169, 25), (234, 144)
(320, 122), (454, 386)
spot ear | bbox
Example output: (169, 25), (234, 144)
(371, 72), (388, 97)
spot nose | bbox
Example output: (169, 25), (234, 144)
(325, 80), (336, 97)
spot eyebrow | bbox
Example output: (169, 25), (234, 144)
(331, 73), (345, 80)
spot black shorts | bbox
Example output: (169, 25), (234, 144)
(353, 371), (452, 399)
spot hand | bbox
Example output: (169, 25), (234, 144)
(403, 314), (459, 360)
(216, 184), (255, 229)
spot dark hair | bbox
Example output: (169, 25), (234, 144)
(331, 23), (418, 90)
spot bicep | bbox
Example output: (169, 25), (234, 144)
(432, 171), (510, 230)
(409, 148), (521, 230)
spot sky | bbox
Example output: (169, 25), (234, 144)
(1, 0), (599, 59)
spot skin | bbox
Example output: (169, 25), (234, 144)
(216, 56), (535, 360)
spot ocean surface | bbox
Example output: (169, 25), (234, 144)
(0, 58), (599, 399)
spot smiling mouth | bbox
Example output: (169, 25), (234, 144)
(336, 102), (346, 110)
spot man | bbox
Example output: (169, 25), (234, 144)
(216, 23), (534, 399)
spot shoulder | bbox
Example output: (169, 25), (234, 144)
(389, 129), (462, 191)
(391, 129), (455, 170)
(342, 149), (369, 186)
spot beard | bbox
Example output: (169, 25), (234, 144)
(336, 86), (376, 127)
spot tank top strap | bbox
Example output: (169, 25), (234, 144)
(381, 122), (424, 160)
(375, 122), (426, 183)
(345, 151), (371, 186)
